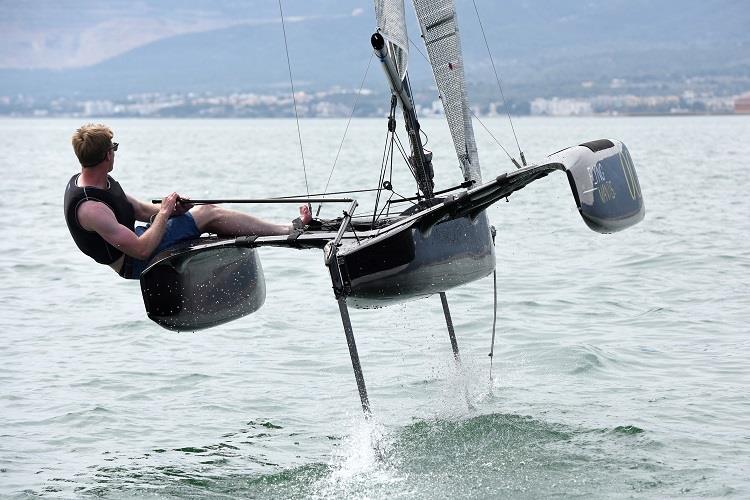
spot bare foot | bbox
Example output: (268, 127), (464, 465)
(299, 204), (312, 225)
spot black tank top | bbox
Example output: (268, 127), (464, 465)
(64, 174), (136, 264)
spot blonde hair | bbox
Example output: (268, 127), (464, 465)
(72, 123), (114, 167)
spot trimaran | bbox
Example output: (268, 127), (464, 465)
(139, 0), (644, 416)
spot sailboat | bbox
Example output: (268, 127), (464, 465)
(139, 0), (644, 415)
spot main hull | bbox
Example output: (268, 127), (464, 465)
(336, 211), (495, 308)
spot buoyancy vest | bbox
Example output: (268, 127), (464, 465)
(63, 174), (136, 264)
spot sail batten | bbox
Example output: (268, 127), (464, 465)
(412, 0), (481, 183)
(424, 13), (454, 31)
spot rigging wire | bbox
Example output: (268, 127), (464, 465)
(488, 269), (498, 379)
(372, 123), (395, 227)
(393, 131), (418, 185)
(471, 0), (526, 166)
(275, 187), (383, 200)
(375, 191), (397, 221)
(407, 37), (430, 70)
(470, 109), (522, 169)
(316, 53), (375, 217)
(385, 124), (396, 218)
(278, 0), (311, 200)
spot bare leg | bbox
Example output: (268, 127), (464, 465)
(190, 204), (311, 236)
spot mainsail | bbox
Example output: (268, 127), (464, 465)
(412, 0), (482, 183)
(374, 0), (409, 80)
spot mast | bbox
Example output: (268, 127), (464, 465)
(372, 0), (435, 199)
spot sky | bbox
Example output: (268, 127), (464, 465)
(1, 0), (747, 102)
(0, 1), (367, 68)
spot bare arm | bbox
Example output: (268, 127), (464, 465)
(127, 194), (159, 222)
(78, 193), (179, 260)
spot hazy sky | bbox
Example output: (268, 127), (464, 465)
(2, 0), (747, 103)
(0, 1), (365, 69)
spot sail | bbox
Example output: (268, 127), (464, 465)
(412, 0), (481, 183)
(374, 0), (409, 80)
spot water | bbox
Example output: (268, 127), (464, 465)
(0, 116), (748, 498)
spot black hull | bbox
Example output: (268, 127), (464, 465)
(336, 211), (495, 308)
(140, 239), (266, 331)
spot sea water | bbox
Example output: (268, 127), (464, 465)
(0, 116), (748, 498)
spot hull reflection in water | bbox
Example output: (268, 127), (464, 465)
(140, 239), (266, 331)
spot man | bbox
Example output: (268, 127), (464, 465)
(64, 123), (311, 279)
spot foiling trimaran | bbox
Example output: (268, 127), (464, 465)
(139, 0), (644, 416)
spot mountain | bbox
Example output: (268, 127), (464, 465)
(1, 0), (748, 100)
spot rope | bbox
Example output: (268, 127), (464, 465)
(471, 0), (526, 166)
(488, 269), (498, 379)
(278, 0), (311, 199)
(375, 191), (396, 221)
(316, 53), (375, 216)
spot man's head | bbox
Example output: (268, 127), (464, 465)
(72, 123), (117, 169)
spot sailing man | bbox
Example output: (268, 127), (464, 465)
(64, 123), (311, 279)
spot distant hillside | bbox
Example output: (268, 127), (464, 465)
(0, 14), (379, 99)
(1, 0), (748, 100)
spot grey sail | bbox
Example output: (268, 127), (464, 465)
(374, 0), (409, 80)
(412, 0), (481, 183)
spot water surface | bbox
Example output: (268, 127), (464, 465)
(0, 116), (748, 498)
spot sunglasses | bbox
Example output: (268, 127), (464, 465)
(83, 142), (119, 167)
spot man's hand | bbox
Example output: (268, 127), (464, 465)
(160, 192), (179, 218)
(173, 195), (194, 217)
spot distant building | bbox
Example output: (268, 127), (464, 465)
(735, 94), (750, 114)
(530, 98), (592, 116)
(82, 100), (114, 116)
